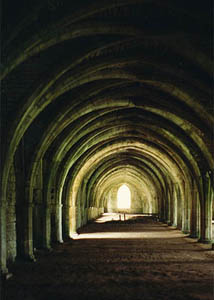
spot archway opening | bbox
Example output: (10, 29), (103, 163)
(117, 184), (131, 209)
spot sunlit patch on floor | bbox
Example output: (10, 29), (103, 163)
(76, 213), (187, 240)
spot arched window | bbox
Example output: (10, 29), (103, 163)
(117, 184), (131, 209)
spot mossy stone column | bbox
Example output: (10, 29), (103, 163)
(172, 183), (178, 227)
(69, 206), (78, 237)
(182, 181), (190, 234)
(54, 203), (63, 243)
(159, 193), (165, 222)
(33, 189), (43, 248)
(199, 172), (213, 243)
(16, 185), (35, 261)
(176, 185), (182, 230)
(62, 203), (70, 239)
(22, 200), (35, 261)
(42, 203), (51, 249)
(0, 200), (8, 275)
(190, 182), (200, 238)
(168, 186), (174, 226)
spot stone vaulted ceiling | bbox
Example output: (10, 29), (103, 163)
(1, 1), (213, 220)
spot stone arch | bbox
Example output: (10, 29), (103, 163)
(1, 0), (213, 277)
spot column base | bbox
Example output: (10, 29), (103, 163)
(189, 233), (199, 239)
(167, 221), (172, 226)
(198, 238), (213, 244)
(4, 273), (13, 280)
(28, 254), (37, 262)
(70, 232), (79, 239)
(1, 268), (12, 280)
(0, 266), (8, 276)
(158, 218), (165, 222)
(182, 230), (190, 234)
(55, 240), (64, 244)
(16, 254), (36, 262)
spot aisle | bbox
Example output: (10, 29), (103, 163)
(4, 215), (214, 300)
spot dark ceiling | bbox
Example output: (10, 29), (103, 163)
(1, 0), (213, 209)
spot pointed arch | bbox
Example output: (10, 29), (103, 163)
(117, 184), (131, 209)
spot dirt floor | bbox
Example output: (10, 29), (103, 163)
(3, 214), (214, 300)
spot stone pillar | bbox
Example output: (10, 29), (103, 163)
(196, 192), (201, 237)
(199, 200), (212, 243)
(166, 188), (172, 225)
(15, 184), (35, 261)
(33, 202), (44, 248)
(169, 186), (175, 225)
(69, 206), (77, 237)
(159, 194), (165, 221)
(76, 193), (82, 229)
(172, 184), (178, 227)
(0, 201), (8, 275)
(62, 204), (70, 239)
(21, 201), (35, 261)
(160, 189), (167, 222)
(199, 172), (213, 243)
(182, 181), (190, 234)
(190, 183), (200, 238)
(33, 188), (43, 248)
(54, 203), (63, 243)
(176, 185), (182, 229)
(42, 204), (51, 249)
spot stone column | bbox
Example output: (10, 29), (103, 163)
(33, 202), (44, 248)
(160, 189), (168, 222)
(190, 183), (200, 238)
(62, 204), (70, 239)
(199, 200), (212, 243)
(69, 206), (77, 237)
(42, 204), (51, 249)
(172, 184), (178, 227)
(22, 201), (35, 261)
(54, 203), (63, 243)
(33, 188), (43, 248)
(15, 184), (35, 261)
(199, 172), (214, 244)
(166, 187), (172, 225)
(0, 201), (8, 275)
(199, 172), (213, 243)
(196, 191), (201, 237)
(176, 185), (182, 229)
(159, 194), (165, 222)
(182, 181), (190, 234)
(169, 186), (175, 226)
(76, 193), (82, 229)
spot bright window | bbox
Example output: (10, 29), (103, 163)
(117, 184), (131, 209)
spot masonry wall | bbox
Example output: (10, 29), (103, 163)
(106, 185), (150, 214)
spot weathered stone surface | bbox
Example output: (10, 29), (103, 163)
(1, 0), (213, 287)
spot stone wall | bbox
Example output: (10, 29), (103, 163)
(87, 207), (104, 221)
(106, 185), (152, 214)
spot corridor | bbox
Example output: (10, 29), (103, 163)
(4, 214), (214, 300)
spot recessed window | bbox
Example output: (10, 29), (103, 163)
(117, 184), (131, 209)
